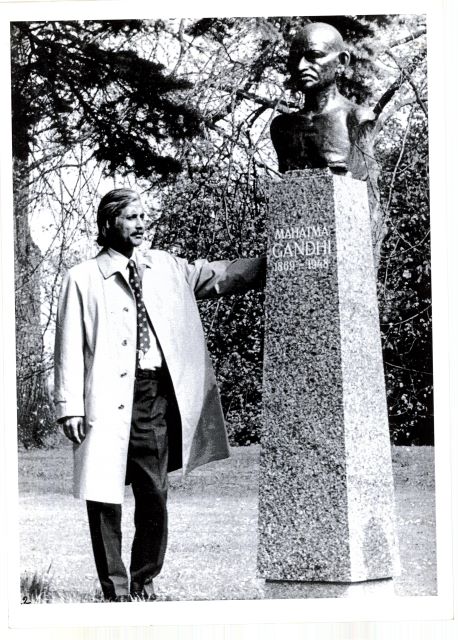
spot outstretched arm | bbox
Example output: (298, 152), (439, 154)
(178, 255), (267, 300)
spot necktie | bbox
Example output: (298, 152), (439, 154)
(127, 260), (151, 361)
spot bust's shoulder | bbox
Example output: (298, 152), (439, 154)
(271, 112), (302, 130)
(340, 96), (376, 125)
(271, 101), (375, 128)
(270, 112), (308, 146)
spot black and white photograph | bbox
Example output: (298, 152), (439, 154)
(0, 0), (455, 636)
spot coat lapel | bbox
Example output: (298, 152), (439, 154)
(96, 249), (121, 279)
(96, 248), (133, 293)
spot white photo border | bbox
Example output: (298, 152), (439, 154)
(0, 0), (455, 634)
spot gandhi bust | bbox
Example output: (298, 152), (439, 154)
(271, 22), (377, 180)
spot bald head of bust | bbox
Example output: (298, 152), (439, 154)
(287, 22), (351, 93)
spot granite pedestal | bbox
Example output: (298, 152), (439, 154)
(257, 169), (400, 584)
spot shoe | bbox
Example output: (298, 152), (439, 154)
(115, 595), (132, 602)
(130, 586), (157, 601)
(104, 594), (131, 603)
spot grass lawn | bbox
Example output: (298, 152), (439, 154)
(17, 443), (436, 602)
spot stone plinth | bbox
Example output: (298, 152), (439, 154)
(257, 169), (400, 582)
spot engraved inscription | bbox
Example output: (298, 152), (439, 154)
(271, 224), (332, 270)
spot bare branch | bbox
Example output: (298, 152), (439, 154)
(385, 51), (428, 117)
(207, 85), (291, 125)
(381, 304), (432, 327)
(375, 98), (422, 133)
(374, 47), (426, 119)
(385, 107), (414, 220)
(389, 28), (426, 48)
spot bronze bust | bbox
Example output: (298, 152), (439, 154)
(271, 22), (377, 181)
(271, 22), (384, 265)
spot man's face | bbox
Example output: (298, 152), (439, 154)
(290, 27), (345, 92)
(106, 201), (146, 255)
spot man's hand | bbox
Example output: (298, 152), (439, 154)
(60, 416), (86, 444)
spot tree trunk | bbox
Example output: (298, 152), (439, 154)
(13, 118), (52, 448)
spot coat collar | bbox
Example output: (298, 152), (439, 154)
(96, 247), (152, 280)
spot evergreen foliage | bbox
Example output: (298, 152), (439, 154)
(11, 20), (203, 177)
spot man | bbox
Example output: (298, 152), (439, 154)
(270, 22), (384, 264)
(54, 188), (265, 602)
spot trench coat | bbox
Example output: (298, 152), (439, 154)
(54, 248), (265, 503)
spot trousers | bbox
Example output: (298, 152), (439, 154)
(86, 368), (170, 599)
